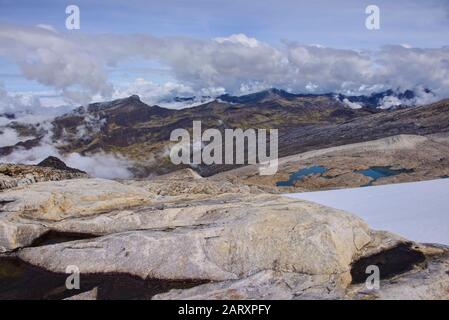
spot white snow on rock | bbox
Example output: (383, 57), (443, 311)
(286, 179), (449, 245)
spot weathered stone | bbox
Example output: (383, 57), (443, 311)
(0, 170), (447, 300)
(16, 194), (373, 282)
(347, 246), (449, 300)
(0, 215), (47, 253)
(0, 178), (153, 251)
(0, 178), (153, 222)
(64, 287), (98, 300)
(153, 270), (346, 300)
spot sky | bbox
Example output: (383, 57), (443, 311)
(1, 0), (449, 110)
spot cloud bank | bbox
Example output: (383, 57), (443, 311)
(1, 24), (449, 107)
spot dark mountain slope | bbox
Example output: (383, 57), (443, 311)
(2, 89), (447, 177)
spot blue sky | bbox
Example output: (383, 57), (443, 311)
(1, 0), (449, 108)
(1, 0), (449, 47)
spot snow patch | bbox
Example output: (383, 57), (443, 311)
(285, 179), (449, 245)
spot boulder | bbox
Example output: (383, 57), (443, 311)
(0, 174), (447, 300)
(0, 178), (153, 221)
(0, 178), (153, 252)
(16, 195), (374, 282)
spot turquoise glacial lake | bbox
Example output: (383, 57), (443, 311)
(276, 165), (328, 187)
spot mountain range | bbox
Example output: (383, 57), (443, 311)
(162, 87), (433, 109)
(0, 88), (447, 177)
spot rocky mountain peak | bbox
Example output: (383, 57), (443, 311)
(127, 94), (141, 102)
(37, 156), (86, 174)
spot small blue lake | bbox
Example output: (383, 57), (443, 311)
(356, 166), (414, 186)
(276, 165), (328, 187)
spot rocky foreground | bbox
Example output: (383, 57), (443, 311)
(0, 164), (448, 300)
